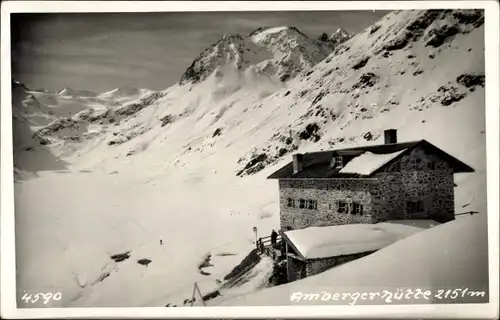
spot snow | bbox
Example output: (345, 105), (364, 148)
(385, 219), (440, 229)
(222, 214), (489, 306)
(250, 26), (289, 43)
(182, 25), (333, 85)
(329, 28), (352, 43)
(8, 9), (490, 310)
(206, 256), (275, 305)
(339, 149), (407, 175)
(14, 169), (276, 307)
(284, 223), (423, 259)
(97, 87), (153, 103)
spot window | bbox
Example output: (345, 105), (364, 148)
(289, 198), (318, 210)
(335, 156), (343, 169)
(415, 158), (424, 170)
(427, 162), (435, 170)
(299, 199), (306, 209)
(338, 201), (348, 213)
(407, 200), (424, 214)
(408, 159), (417, 170)
(392, 162), (401, 172)
(307, 200), (318, 210)
(352, 202), (364, 215)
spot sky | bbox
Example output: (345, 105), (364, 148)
(11, 10), (388, 93)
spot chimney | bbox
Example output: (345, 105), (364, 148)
(293, 153), (304, 174)
(384, 129), (397, 144)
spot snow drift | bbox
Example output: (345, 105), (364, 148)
(221, 214), (489, 306)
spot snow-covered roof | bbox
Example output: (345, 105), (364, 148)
(284, 222), (424, 260)
(267, 140), (475, 180)
(385, 219), (440, 229)
(339, 149), (407, 175)
(222, 215), (489, 306)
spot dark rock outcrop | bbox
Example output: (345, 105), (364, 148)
(137, 258), (152, 266)
(352, 73), (379, 89)
(382, 10), (443, 52)
(352, 57), (370, 70)
(159, 114), (174, 127)
(456, 73), (485, 88)
(298, 123), (321, 142)
(110, 251), (131, 262)
(425, 24), (460, 48)
(453, 10), (484, 27)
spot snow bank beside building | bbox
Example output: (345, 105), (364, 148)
(222, 214), (489, 306)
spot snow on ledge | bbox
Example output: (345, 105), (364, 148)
(339, 149), (407, 176)
(284, 222), (424, 260)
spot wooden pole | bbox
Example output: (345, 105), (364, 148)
(190, 283), (197, 306)
(195, 282), (207, 306)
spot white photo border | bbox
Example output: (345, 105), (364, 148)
(1, 1), (499, 319)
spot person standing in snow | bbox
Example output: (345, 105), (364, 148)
(271, 229), (278, 247)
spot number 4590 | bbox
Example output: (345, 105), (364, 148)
(21, 292), (62, 304)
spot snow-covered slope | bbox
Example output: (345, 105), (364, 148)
(12, 9), (488, 308)
(58, 87), (97, 98)
(11, 81), (159, 172)
(98, 87), (155, 103)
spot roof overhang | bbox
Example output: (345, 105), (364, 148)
(281, 232), (307, 261)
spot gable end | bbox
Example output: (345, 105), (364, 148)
(369, 140), (474, 175)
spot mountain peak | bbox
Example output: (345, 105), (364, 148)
(180, 25), (333, 85)
(249, 26), (308, 43)
(98, 87), (146, 99)
(58, 87), (75, 96)
(248, 26), (271, 37)
(332, 27), (350, 36)
(220, 33), (245, 42)
(329, 28), (352, 44)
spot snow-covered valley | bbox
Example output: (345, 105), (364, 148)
(10, 9), (491, 308)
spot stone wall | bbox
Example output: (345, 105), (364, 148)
(276, 145), (456, 229)
(286, 255), (306, 282)
(278, 179), (376, 230)
(373, 146), (455, 223)
(305, 251), (374, 277)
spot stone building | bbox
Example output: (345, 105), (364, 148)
(280, 221), (425, 282)
(285, 247), (373, 282)
(267, 129), (474, 231)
